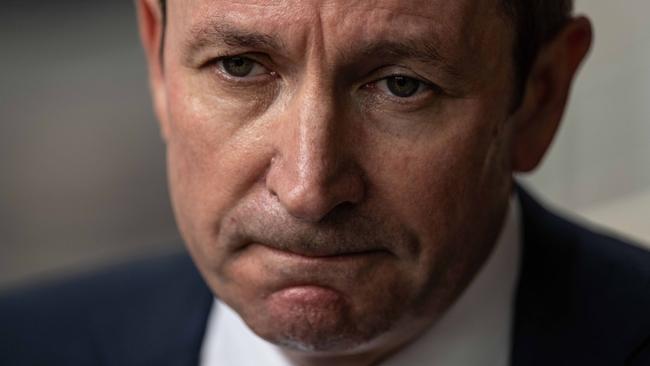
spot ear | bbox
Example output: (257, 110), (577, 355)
(511, 16), (593, 172)
(136, 0), (170, 141)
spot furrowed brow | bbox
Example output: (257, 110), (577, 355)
(183, 21), (283, 63)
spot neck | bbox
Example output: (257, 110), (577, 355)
(281, 342), (401, 366)
(283, 351), (383, 366)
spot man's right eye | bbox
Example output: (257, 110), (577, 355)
(217, 56), (269, 78)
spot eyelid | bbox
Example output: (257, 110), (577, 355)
(218, 58), (266, 75)
(369, 65), (430, 82)
(210, 54), (277, 82)
(376, 76), (428, 95)
(367, 74), (439, 101)
(364, 64), (443, 91)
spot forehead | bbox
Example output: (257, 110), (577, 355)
(174, 0), (502, 23)
(172, 0), (508, 47)
(169, 0), (512, 84)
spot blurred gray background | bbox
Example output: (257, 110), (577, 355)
(1, 0), (649, 290)
(0, 0), (180, 289)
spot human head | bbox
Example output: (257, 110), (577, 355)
(137, 0), (590, 364)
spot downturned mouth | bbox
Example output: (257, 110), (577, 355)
(252, 242), (389, 260)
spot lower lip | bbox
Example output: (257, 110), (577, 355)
(269, 285), (344, 308)
(241, 244), (389, 292)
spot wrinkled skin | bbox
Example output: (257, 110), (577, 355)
(137, 0), (591, 364)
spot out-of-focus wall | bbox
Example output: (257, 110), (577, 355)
(0, 1), (181, 289)
(0, 0), (648, 289)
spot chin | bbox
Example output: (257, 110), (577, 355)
(239, 288), (402, 354)
(253, 312), (394, 354)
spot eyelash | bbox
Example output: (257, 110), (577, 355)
(212, 55), (276, 84)
(364, 75), (438, 101)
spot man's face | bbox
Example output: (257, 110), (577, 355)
(157, 0), (516, 355)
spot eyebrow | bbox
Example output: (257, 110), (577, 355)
(183, 21), (283, 63)
(183, 20), (464, 80)
(355, 40), (463, 79)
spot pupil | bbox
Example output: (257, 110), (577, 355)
(224, 57), (253, 77)
(387, 76), (419, 97)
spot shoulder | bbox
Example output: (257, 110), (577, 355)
(519, 186), (650, 265)
(514, 187), (650, 365)
(0, 251), (213, 365)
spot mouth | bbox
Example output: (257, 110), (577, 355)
(249, 242), (390, 262)
(246, 243), (390, 302)
(227, 242), (395, 304)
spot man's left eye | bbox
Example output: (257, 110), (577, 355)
(376, 75), (429, 98)
(217, 56), (268, 78)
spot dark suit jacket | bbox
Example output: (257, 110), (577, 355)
(1, 189), (649, 365)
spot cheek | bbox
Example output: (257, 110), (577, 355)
(363, 99), (511, 281)
(163, 73), (276, 265)
(368, 117), (482, 221)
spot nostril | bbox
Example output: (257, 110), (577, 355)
(278, 172), (365, 222)
(282, 184), (333, 222)
(264, 135), (365, 222)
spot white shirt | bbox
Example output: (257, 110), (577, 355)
(200, 197), (521, 366)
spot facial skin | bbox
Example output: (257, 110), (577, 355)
(137, 0), (592, 365)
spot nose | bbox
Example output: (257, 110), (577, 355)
(265, 83), (365, 222)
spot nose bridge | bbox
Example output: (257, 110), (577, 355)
(288, 14), (337, 178)
(266, 69), (364, 222)
(293, 76), (339, 184)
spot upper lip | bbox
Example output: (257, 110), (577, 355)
(255, 242), (388, 258)
(221, 200), (405, 259)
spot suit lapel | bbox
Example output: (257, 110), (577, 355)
(511, 187), (650, 365)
